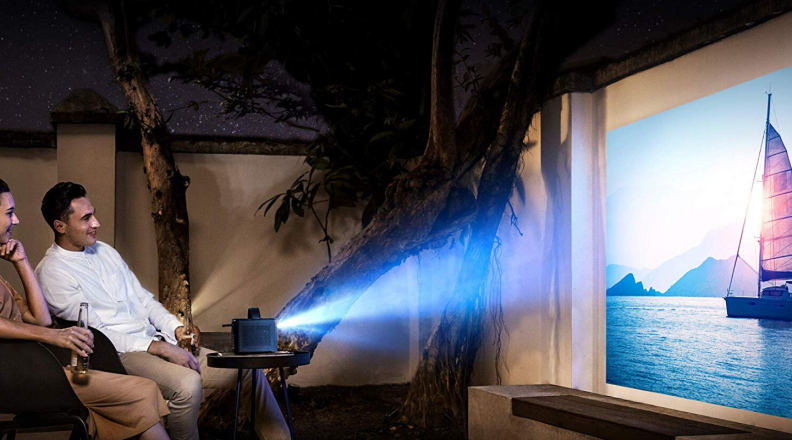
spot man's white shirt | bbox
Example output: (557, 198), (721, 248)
(36, 241), (183, 353)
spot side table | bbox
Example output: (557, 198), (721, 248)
(206, 351), (310, 440)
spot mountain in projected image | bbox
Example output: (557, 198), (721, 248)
(640, 223), (754, 292)
(664, 255), (757, 297)
(606, 273), (660, 296)
(606, 264), (651, 289)
(607, 256), (756, 297)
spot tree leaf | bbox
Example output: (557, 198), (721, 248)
(275, 197), (291, 232)
(292, 197), (305, 217)
(258, 195), (281, 216)
(370, 131), (395, 142)
(398, 119), (416, 130)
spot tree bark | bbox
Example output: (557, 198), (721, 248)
(271, 0), (513, 362)
(422, 0), (461, 170)
(402, 0), (619, 428)
(95, 1), (194, 332)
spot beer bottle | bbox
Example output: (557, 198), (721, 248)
(71, 302), (90, 374)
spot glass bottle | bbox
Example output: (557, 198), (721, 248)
(71, 302), (90, 374)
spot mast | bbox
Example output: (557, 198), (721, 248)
(760, 93), (771, 297)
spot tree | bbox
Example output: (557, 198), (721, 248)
(63, 0), (618, 429)
(58, 0), (197, 344)
(153, 0), (617, 428)
(403, 1), (618, 425)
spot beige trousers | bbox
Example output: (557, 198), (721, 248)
(120, 347), (290, 440)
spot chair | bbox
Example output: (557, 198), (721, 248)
(0, 326), (124, 440)
(48, 319), (127, 375)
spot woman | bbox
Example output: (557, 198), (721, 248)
(0, 178), (171, 440)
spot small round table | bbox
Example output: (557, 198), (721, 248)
(207, 351), (310, 440)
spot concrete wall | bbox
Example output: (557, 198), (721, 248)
(115, 152), (416, 386)
(0, 148), (57, 285)
(470, 9), (792, 434)
(0, 148), (416, 387)
(564, 10), (792, 433)
(57, 124), (116, 245)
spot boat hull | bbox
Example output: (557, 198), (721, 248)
(724, 296), (792, 321)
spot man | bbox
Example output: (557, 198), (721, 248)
(36, 182), (290, 440)
(0, 178), (170, 440)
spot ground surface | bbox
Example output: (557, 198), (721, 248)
(201, 383), (465, 440)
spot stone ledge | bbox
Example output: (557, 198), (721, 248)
(469, 385), (792, 440)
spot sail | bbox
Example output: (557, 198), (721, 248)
(761, 124), (792, 281)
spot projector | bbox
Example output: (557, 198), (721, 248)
(231, 308), (278, 354)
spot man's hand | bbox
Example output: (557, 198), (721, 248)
(0, 239), (27, 264)
(149, 340), (200, 372)
(45, 327), (94, 357)
(175, 324), (201, 348)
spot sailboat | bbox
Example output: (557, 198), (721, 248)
(725, 93), (792, 320)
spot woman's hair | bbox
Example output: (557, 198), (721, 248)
(0, 179), (9, 195)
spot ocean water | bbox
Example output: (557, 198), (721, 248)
(607, 296), (792, 419)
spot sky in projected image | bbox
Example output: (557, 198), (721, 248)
(607, 66), (792, 273)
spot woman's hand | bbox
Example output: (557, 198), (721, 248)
(0, 239), (26, 264)
(46, 327), (94, 357)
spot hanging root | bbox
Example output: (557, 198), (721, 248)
(488, 235), (509, 385)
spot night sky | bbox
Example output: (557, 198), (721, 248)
(0, 0), (751, 138)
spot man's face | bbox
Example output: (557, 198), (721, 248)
(57, 197), (100, 251)
(0, 192), (19, 245)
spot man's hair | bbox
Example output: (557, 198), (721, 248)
(0, 179), (9, 195)
(41, 182), (87, 232)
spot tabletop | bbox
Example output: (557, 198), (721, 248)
(206, 350), (311, 369)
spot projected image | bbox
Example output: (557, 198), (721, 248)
(606, 66), (792, 419)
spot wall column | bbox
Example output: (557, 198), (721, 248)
(570, 91), (607, 393)
(539, 92), (607, 392)
(50, 89), (121, 246)
(539, 95), (573, 387)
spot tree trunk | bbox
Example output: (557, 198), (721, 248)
(402, 0), (619, 428)
(95, 1), (194, 332)
(270, 0), (515, 364)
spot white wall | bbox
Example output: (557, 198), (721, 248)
(584, 10), (792, 433)
(115, 152), (415, 386)
(1, 147), (417, 387)
(470, 9), (792, 433)
(0, 148), (57, 291)
(57, 124), (116, 245)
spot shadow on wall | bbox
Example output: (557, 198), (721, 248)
(184, 156), (327, 319)
(175, 154), (366, 332)
(540, 98), (571, 386)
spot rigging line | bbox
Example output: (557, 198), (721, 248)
(765, 150), (786, 160)
(764, 186), (792, 200)
(763, 211), (792, 225)
(773, 97), (781, 134)
(729, 130), (766, 295)
(758, 252), (792, 263)
(763, 167), (791, 178)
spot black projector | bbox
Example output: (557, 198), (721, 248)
(231, 307), (278, 354)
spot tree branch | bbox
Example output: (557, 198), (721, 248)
(421, 0), (462, 171)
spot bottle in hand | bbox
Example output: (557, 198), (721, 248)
(71, 302), (90, 374)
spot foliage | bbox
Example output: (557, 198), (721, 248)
(139, 0), (531, 260)
(141, 0), (439, 259)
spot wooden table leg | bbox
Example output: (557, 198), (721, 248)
(233, 369), (242, 440)
(280, 367), (295, 440)
(250, 369), (257, 440)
